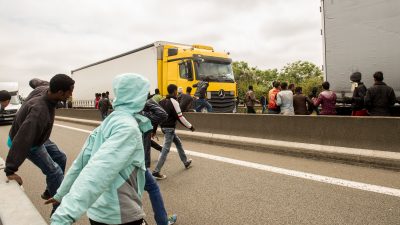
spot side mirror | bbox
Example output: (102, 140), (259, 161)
(186, 61), (194, 81)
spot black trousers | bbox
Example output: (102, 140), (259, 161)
(89, 218), (145, 225)
(247, 106), (256, 114)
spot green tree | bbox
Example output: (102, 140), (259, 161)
(233, 60), (323, 103)
(278, 60), (323, 84)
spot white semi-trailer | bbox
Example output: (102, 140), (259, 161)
(70, 41), (237, 112)
(321, 0), (400, 97)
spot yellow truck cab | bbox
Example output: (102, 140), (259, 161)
(71, 41), (237, 112)
(161, 43), (236, 112)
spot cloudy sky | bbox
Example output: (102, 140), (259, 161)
(0, 0), (323, 96)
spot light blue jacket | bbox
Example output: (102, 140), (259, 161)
(51, 73), (152, 225)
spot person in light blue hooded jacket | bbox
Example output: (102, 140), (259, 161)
(48, 73), (153, 225)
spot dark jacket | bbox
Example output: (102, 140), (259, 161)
(141, 98), (168, 133)
(351, 83), (367, 111)
(365, 82), (396, 116)
(5, 95), (57, 176)
(178, 93), (194, 112)
(141, 98), (168, 168)
(159, 95), (192, 129)
(293, 94), (313, 115)
(193, 81), (209, 99)
(99, 97), (111, 112)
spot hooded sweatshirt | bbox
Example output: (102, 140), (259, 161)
(5, 91), (57, 176)
(51, 73), (152, 225)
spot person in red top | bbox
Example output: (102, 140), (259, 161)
(268, 81), (281, 114)
(94, 93), (101, 109)
(313, 81), (337, 115)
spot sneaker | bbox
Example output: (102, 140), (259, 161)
(41, 189), (51, 200)
(168, 214), (177, 225)
(152, 171), (167, 180)
(184, 159), (192, 169)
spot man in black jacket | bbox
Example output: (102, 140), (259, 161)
(25, 78), (69, 201)
(365, 71), (396, 116)
(350, 72), (368, 116)
(152, 84), (195, 180)
(193, 77), (212, 112)
(178, 86), (195, 112)
(140, 97), (178, 225)
(5, 74), (74, 214)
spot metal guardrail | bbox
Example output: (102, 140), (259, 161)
(72, 100), (95, 108)
(72, 99), (114, 109)
(0, 158), (47, 225)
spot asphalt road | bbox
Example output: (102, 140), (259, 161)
(1, 121), (400, 225)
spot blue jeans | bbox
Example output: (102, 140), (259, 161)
(28, 140), (66, 213)
(195, 99), (213, 112)
(145, 169), (168, 225)
(154, 128), (188, 173)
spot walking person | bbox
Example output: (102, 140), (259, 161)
(364, 71), (396, 116)
(95, 93), (101, 109)
(5, 74), (74, 215)
(141, 96), (177, 225)
(349, 72), (368, 116)
(152, 84), (195, 180)
(99, 92), (111, 120)
(293, 87), (313, 115)
(268, 81), (281, 114)
(47, 73), (150, 225)
(193, 77), (212, 112)
(25, 78), (68, 202)
(178, 87), (195, 112)
(276, 82), (294, 115)
(245, 85), (259, 114)
(313, 81), (337, 115)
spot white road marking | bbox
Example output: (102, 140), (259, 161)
(55, 124), (92, 134)
(54, 123), (400, 198)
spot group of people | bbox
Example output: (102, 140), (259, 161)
(245, 71), (397, 116)
(94, 91), (112, 120)
(150, 78), (213, 113)
(109, 77), (213, 116)
(3, 73), (199, 225)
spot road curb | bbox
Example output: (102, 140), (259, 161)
(0, 158), (48, 225)
(55, 116), (400, 170)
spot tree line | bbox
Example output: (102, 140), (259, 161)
(233, 60), (323, 101)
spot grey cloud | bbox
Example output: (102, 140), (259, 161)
(0, 0), (322, 96)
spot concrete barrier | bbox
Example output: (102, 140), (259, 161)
(55, 115), (400, 169)
(56, 109), (400, 152)
(0, 158), (47, 225)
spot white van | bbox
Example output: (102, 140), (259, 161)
(0, 82), (22, 123)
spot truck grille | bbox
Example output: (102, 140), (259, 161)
(208, 91), (235, 113)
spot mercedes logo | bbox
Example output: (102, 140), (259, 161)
(218, 89), (225, 98)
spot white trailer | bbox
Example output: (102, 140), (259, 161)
(321, 0), (400, 97)
(71, 43), (159, 102)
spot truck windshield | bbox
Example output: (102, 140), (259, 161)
(196, 61), (235, 83)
